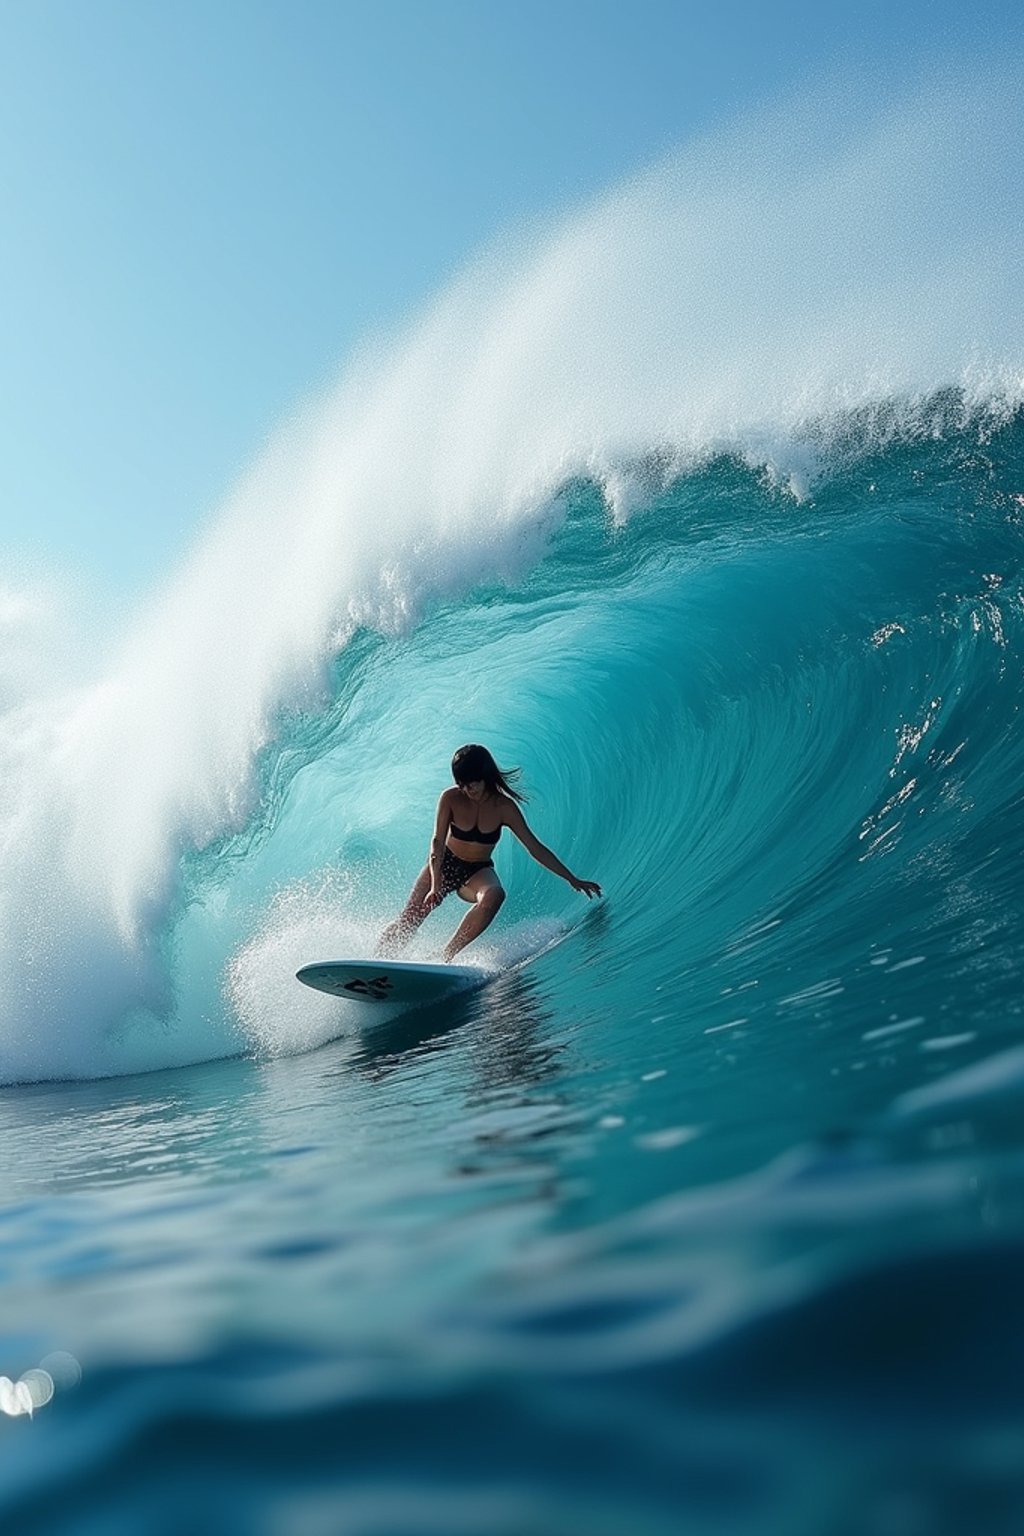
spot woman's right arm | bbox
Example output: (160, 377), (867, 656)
(424, 792), (452, 909)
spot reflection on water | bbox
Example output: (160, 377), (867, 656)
(0, 1055), (268, 1199)
(2, 936), (1024, 1536)
(0, 952), (599, 1376)
(0, 961), (568, 1201)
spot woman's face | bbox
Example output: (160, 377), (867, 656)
(458, 779), (486, 801)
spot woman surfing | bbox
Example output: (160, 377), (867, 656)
(376, 744), (601, 962)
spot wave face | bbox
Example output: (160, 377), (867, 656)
(232, 408), (1024, 1110)
(2, 63), (1024, 1083)
(8, 422), (1024, 1084)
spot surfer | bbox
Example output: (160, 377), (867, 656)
(376, 743), (602, 962)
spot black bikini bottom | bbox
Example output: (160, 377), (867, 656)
(439, 846), (494, 898)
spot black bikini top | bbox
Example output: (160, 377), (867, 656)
(449, 803), (502, 845)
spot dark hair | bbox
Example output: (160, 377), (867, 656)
(451, 743), (527, 803)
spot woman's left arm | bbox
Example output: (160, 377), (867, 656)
(505, 804), (602, 898)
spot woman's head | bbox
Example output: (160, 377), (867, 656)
(451, 744), (527, 803)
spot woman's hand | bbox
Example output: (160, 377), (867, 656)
(569, 876), (602, 899)
(423, 883), (442, 912)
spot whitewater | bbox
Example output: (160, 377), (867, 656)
(2, 60), (1024, 1536)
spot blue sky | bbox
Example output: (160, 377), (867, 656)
(1, 0), (1020, 593)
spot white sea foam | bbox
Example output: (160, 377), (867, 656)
(227, 881), (387, 1060)
(2, 62), (1023, 1080)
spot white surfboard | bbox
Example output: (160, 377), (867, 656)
(295, 957), (491, 1006)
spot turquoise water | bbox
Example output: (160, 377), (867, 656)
(4, 68), (1024, 1536)
(4, 419), (1024, 1533)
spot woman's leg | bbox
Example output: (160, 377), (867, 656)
(441, 869), (505, 961)
(375, 866), (435, 956)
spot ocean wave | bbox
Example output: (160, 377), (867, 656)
(2, 59), (1024, 1083)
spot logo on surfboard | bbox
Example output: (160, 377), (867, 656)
(342, 974), (394, 1000)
